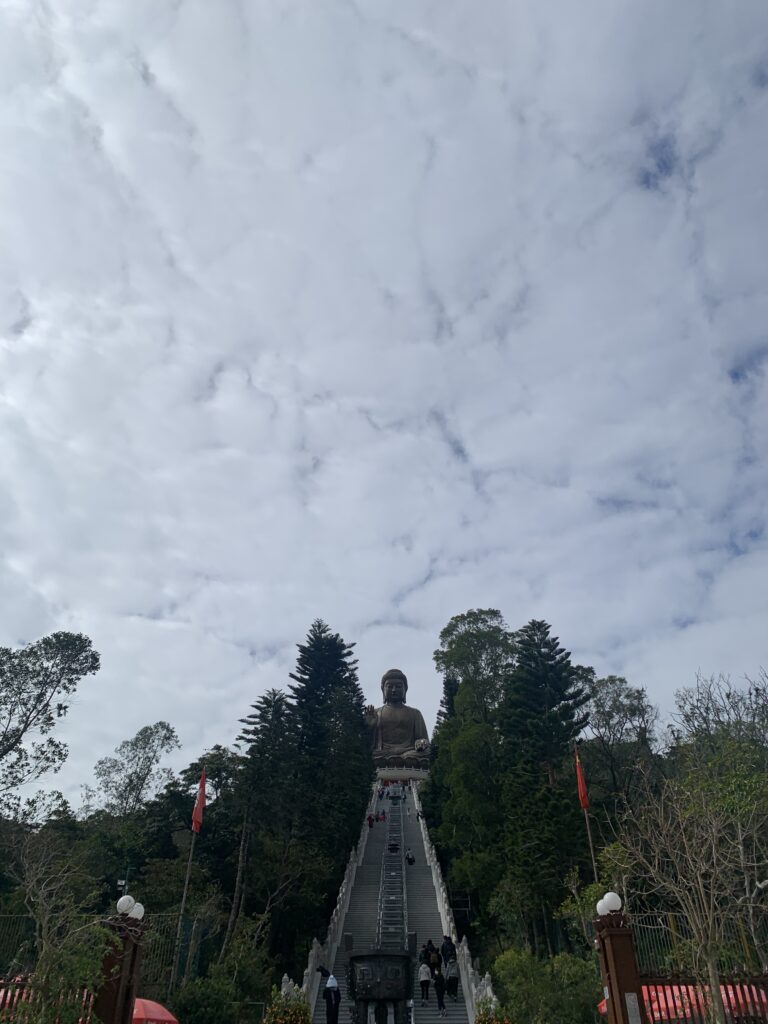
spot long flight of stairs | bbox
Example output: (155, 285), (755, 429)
(311, 814), (386, 1024)
(311, 786), (470, 1024)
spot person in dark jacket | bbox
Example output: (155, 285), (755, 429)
(323, 976), (341, 1024)
(434, 969), (447, 1016)
(440, 936), (456, 964)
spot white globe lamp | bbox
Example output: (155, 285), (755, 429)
(596, 898), (608, 917)
(603, 891), (622, 913)
(116, 895), (135, 915)
(128, 902), (145, 920)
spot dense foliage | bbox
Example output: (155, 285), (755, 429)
(421, 607), (768, 1020)
(422, 611), (592, 954)
(481, 948), (601, 1024)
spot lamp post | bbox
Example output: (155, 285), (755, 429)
(92, 894), (148, 1024)
(594, 891), (648, 1024)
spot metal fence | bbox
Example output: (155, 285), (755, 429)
(632, 914), (768, 978)
(0, 919), (35, 977)
(0, 914), (220, 1001)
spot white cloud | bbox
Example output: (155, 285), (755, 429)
(1, 0), (767, 798)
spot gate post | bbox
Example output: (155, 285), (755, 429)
(92, 917), (148, 1024)
(594, 906), (648, 1024)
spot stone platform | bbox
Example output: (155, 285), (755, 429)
(375, 767), (430, 782)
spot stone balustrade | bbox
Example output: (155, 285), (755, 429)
(412, 785), (498, 1024)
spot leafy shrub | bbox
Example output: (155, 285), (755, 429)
(263, 985), (311, 1024)
(488, 947), (601, 1024)
(171, 973), (238, 1024)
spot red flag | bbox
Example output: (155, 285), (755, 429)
(575, 748), (589, 810)
(192, 769), (206, 834)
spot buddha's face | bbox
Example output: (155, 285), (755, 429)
(382, 676), (406, 704)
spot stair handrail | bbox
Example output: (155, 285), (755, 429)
(301, 787), (377, 1011)
(400, 801), (409, 946)
(375, 829), (388, 949)
(376, 799), (408, 951)
(412, 784), (497, 1024)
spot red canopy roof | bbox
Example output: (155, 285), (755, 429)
(133, 997), (179, 1023)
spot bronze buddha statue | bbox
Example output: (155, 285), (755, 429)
(365, 669), (430, 769)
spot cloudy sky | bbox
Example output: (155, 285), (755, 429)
(1, 0), (767, 798)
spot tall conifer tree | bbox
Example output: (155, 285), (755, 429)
(503, 619), (589, 782)
(496, 620), (590, 951)
(288, 620), (372, 859)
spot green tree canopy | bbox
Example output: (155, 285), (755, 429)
(0, 632), (100, 798)
(92, 721), (180, 817)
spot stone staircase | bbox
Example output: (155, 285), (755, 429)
(310, 786), (470, 1024)
(311, 817), (387, 1024)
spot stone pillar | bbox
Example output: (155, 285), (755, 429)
(594, 913), (648, 1024)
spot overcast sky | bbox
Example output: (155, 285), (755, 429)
(1, 0), (767, 800)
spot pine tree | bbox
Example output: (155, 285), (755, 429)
(496, 620), (591, 951)
(503, 620), (589, 783)
(238, 689), (295, 807)
(435, 675), (459, 732)
(287, 620), (372, 858)
(213, 690), (297, 962)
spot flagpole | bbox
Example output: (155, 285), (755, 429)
(168, 767), (205, 1001)
(574, 745), (598, 884)
(583, 805), (598, 884)
(168, 829), (196, 1000)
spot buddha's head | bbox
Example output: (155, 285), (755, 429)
(381, 668), (408, 705)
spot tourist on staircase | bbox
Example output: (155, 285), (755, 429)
(323, 976), (341, 1024)
(434, 969), (447, 1017)
(427, 941), (440, 978)
(444, 958), (459, 1003)
(418, 962), (432, 1006)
